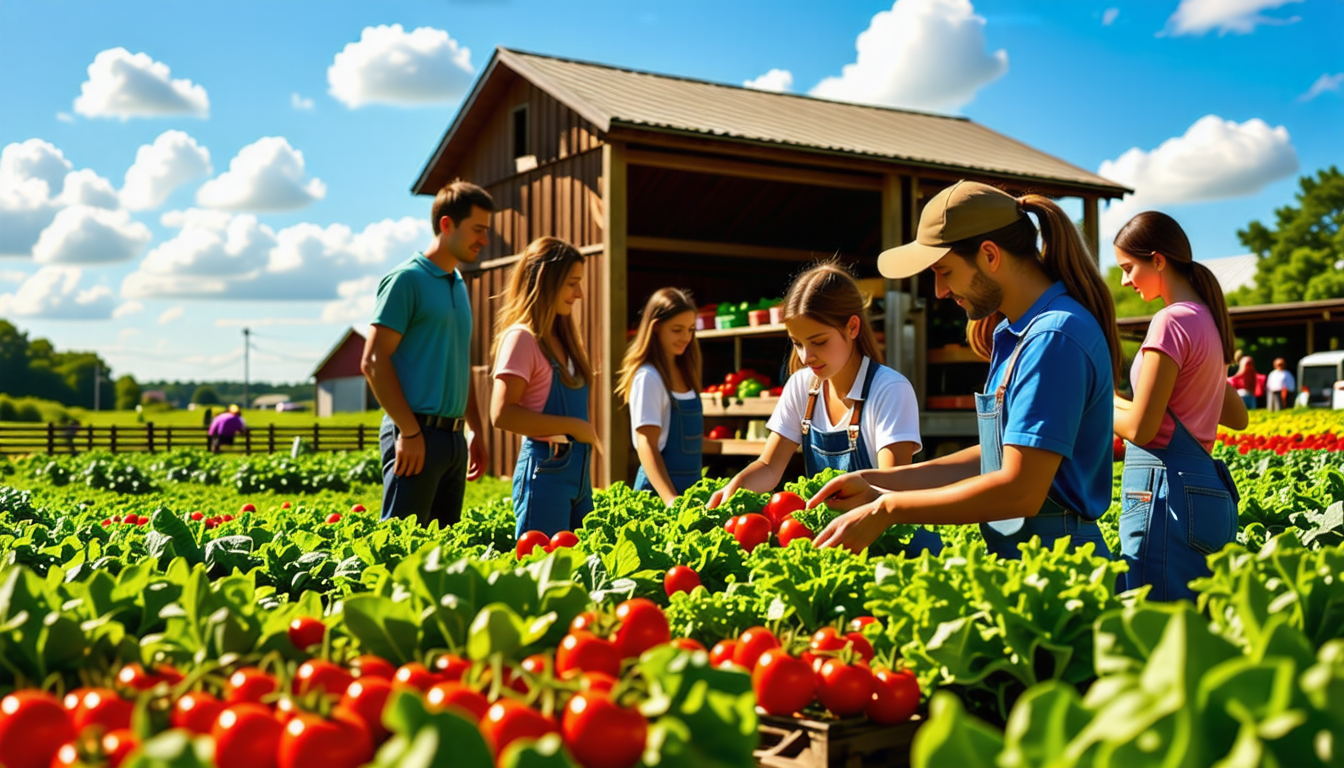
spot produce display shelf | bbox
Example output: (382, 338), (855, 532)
(701, 396), (779, 417)
(755, 713), (921, 768)
(704, 439), (800, 456)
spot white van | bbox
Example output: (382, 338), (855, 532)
(1297, 350), (1344, 409)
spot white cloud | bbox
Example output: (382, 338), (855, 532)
(121, 212), (429, 301)
(157, 305), (185, 324)
(56, 168), (120, 208)
(0, 139), (121, 257)
(112, 300), (144, 319)
(809, 0), (1007, 112)
(118, 327), (143, 341)
(1098, 115), (1299, 240)
(56, 112), (75, 124)
(1164, 0), (1303, 35)
(1102, 8), (1119, 26)
(328, 24), (475, 108)
(32, 205), (152, 265)
(1300, 73), (1344, 102)
(1, 138), (71, 192)
(744, 69), (794, 93)
(120, 130), (212, 210)
(73, 48), (209, 119)
(195, 137), (325, 211)
(321, 275), (380, 323)
(291, 93), (315, 110)
(0, 266), (118, 319)
(0, 270), (28, 283)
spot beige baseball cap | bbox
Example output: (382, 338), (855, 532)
(877, 180), (1023, 279)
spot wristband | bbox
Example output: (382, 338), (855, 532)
(400, 431), (423, 440)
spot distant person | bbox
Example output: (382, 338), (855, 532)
(62, 418), (80, 452)
(1266, 357), (1296, 412)
(202, 407), (213, 428)
(208, 405), (247, 452)
(1228, 356), (1263, 410)
(362, 181), (494, 528)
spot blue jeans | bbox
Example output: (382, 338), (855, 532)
(379, 415), (468, 528)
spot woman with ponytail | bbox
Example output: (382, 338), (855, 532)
(1111, 211), (1247, 601)
(806, 180), (1118, 560)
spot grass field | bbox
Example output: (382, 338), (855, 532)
(0, 407), (386, 429)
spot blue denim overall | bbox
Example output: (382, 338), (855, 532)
(977, 322), (1111, 560)
(1117, 412), (1239, 601)
(802, 358), (943, 557)
(511, 359), (594, 538)
(633, 389), (704, 496)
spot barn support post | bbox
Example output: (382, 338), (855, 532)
(600, 141), (629, 488)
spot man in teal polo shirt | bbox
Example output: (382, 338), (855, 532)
(362, 181), (494, 527)
(808, 181), (1122, 560)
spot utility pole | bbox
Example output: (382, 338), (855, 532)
(93, 364), (101, 411)
(242, 328), (250, 410)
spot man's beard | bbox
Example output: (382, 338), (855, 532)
(961, 268), (1002, 321)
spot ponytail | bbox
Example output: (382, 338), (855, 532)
(1190, 261), (1237, 365)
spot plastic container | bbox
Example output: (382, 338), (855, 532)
(748, 309), (770, 327)
(769, 305), (784, 325)
(696, 310), (717, 331)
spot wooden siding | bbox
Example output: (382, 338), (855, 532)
(456, 78), (604, 189)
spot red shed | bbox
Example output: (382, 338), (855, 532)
(312, 327), (376, 417)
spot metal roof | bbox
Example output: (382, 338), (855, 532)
(492, 48), (1130, 196)
(1201, 253), (1259, 294)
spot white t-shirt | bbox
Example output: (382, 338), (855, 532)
(766, 357), (922, 465)
(1267, 369), (1296, 394)
(629, 364), (698, 452)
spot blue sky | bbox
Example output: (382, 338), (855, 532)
(0, 0), (1340, 385)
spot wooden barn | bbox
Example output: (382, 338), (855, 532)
(312, 327), (376, 417)
(412, 48), (1130, 486)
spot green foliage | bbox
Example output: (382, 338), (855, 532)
(190, 384), (221, 405)
(114, 374), (142, 411)
(1231, 166), (1344, 305)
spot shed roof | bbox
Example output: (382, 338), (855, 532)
(311, 326), (368, 381)
(1201, 253), (1259, 295)
(417, 48), (1131, 197)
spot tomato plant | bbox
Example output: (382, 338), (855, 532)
(424, 682), (490, 723)
(171, 691), (225, 735)
(277, 710), (374, 768)
(480, 699), (557, 756)
(732, 513), (772, 553)
(732, 627), (781, 671)
(562, 690), (648, 768)
(752, 649), (816, 716)
(866, 666), (920, 725)
(817, 659), (874, 718)
(663, 565), (701, 596)
(557, 631), (621, 677)
(613, 598), (671, 658)
(340, 677), (393, 741)
(294, 659), (355, 697)
(213, 703), (283, 768)
(0, 690), (75, 768)
(777, 517), (814, 546)
(764, 491), (806, 531)
(516, 530), (551, 558)
(287, 615), (326, 650)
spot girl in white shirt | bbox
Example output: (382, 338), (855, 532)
(617, 288), (703, 504)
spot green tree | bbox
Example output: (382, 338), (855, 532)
(114, 375), (142, 410)
(1231, 166), (1344, 305)
(191, 384), (221, 405)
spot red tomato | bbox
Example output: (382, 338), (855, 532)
(171, 691), (225, 735)
(287, 616), (326, 650)
(848, 616), (879, 633)
(213, 703), (283, 768)
(516, 530), (551, 559)
(520, 653), (551, 677)
(350, 654), (396, 681)
(0, 690), (75, 768)
(866, 667), (920, 725)
(817, 659), (874, 718)
(663, 565), (701, 596)
(391, 662), (442, 692)
(732, 514), (772, 553)
(221, 514), (235, 522)
(68, 688), (131, 732)
(240, 503), (256, 513)
(557, 631), (621, 678)
(562, 691), (647, 768)
(480, 700), (557, 756)
(115, 662), (183, 691)
(722, 516), (738, 534)
(432, 653), (471, 681)
(205, 519), (219, 530)
(326, 513), (342, 524)
(122, 515), (139, 525)
(190, 511), (204, 521)
(351, 504), (367, 513)
(732, 627), (781, 671)
(136, 517), (149, 526)
(752, 649), (817, 716)
(424, 682), (489, 723)
(725, 371), (745, 386)
(709, 639), (738, 668)
(670, 637), (706, 652)
(569, 611), (602, 634)
(846, 632), (875, 662)
(294, 660), (355, 698)
(226, 667), (277, 705)
(764, 492), (806, 531)
(777, 518), (814, 547)
(613, 598), (671, 658)
(809, 627), (848, 655)
(277, 709), (373, 768)
(547, 530), (580, 551)
(340, 677), (393, 742)
(578, 671), (617, 693)
(101, 728), (138, 768)
(280, 502), (291, 509)
(708, 425), (733, 440)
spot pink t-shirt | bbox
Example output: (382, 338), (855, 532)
(1129, 302), (1224, 452)
(492, 325), (553, 413)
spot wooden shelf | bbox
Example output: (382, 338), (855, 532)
(700, 395), (778, 417)
(704, 438), (800, 456)
(697, 322), (788, 340)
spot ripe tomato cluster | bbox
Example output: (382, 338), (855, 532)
(1218, 430), (1343, 454)
(709, 620), (919, 724)
(724, 491), (814, 552)
(515, 529), (580, 559)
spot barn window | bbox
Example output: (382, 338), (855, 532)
(512, 106), (530, 159)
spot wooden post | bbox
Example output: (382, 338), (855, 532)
(165, 426), (172, 452)
(244, 428), (252, 454)
(110, 424), (117, 453)
(86, 424), (93, 452)
(313, 423), (320, 452)
(147, 422), (155, 453)
(268, 423), (276, 453)
(46, 423), (55, 455)
(357, 423), (365, 451)
(600, 141), (629, 488)
(1083, 196), (1100, 264)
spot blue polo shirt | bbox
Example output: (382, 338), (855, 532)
(370, 253), (472, 418)
(985, 282), (1114, 520)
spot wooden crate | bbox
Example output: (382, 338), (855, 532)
(755, 714), (921, 768)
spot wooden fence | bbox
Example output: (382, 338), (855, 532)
(0, 423), (377, 456)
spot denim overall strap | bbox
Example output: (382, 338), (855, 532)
(976, 318), (1110, 560)
(801, 357), (878, 476)
(633, 388), (704, 496)
(512, 357), (594, 538)
(1118, 409), (1239, 601)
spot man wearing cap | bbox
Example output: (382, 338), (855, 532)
(361, 180), (495, 528)
(808, 181), (1122, 559)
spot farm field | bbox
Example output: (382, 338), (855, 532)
(0, 411), (1339, 768)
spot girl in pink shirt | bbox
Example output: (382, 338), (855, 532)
(1112, 212), (1248, 602)
(489, 237), (599, 538)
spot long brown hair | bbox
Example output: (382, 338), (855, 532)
(491, 236), (593, 387)
(616, 288), (702, 402)
(781, 262), (884, 376)
(1114, 211), (1236, 365)
(951, 195), (1123, 385)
